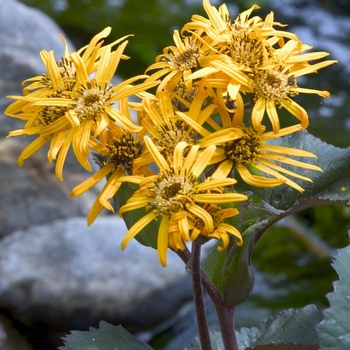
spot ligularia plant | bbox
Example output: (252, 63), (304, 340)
(6, 1), (350, 349)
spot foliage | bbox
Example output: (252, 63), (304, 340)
(59, 321), (153, 350)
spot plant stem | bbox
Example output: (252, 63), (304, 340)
(177, 247), (239, 350)
(190, 242), (212, 350)
(200, 271), (238, 350)
(213, 302), (238, 350)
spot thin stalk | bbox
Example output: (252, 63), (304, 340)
(177, 248), (239, 350)
(190, 242), (212, 350)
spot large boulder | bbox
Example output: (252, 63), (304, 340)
(0, 216), (192, 348)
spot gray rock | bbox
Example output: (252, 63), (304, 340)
(0, 0), (75, 137)
(0, 216), (192, 334)
(0, 138), (98, 237)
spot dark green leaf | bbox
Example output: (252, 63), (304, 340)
(236, 326), (266, 350)
(251, 304), (322, 346)
(202, 241), (227, 286)
(215, 219), (267, 306)
(263, 130), (350, 211)
(247, 344), (319, 350)
(59, 321), (154, 350)
(316, 240), (350, 349)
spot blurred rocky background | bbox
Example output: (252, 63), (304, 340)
(0, 0), (349, 349)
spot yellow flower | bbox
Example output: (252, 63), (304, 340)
(5, 28), (117, 179)
(190, 204), (243, 251)
(70, 124), (152, 225)
(6, 27), (117, 112)
(248, 39), (337, 132)
(6, 28), (158, 180)
(118, 136), (247, 266)
(188, 42), (336, 133)
(200, 125), (323, 192)
(183, 0), (297, 60)
(146, 29), (205, 93)
(181, 1), (337, 133)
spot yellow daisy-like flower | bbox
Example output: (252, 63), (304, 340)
(183, 0), (297, 59)
(6, 29), (158, 180)
(6, 27), (118, 115)
(146, 29), (205, 93)
(200, 124), (323, 192)
(190, 203), (242, 251)
(188, 40), (337, 133)
(118, 136), (248, 266)
(70, 123), (153, 225)
(249, 39), (337, 132)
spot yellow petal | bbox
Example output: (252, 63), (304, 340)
(47, 51), (64, 88)
(17, 136), (50, 166)
(144, 136), (169, 172)
(197, 178), (236, 191)
(107, 108), (142, 132)
(87, 198), (105, 226)
(199, 127), (244, 148)
(121, 211), (156, 250)
(174, 142), (188, 170)
(254, 162), (304, 192)
(48, 130), (66, 162)
(219, 223), (243, 246)
(158, 216), (169, 267)
(191, 144), (216, 177)
(291, 60), (338, 78)
(237, 164), (286, 188)
(80, 26), (112, 64)
(193, 192), (248, 204)
(252, 98), (266, 132)
(263, 145), (317, 157)
(210, 60), (253, 88)
(264, 153), (323, 172)
(210, 160), (234, 179)
(55, 128), (75, 181)
(295, 87), (330, 98)
(280, 99), (308, 129)
(186, 203), (213, 233)
(176, 111), (211, 137)
(70, 163), (115, 197)
(183, 145), (200, 171)
(259, 159), (317, 181)
(265, 99), (280, 133)
(99, 168), (125, 211)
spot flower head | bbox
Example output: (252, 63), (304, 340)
(5, 28), (158, 180)
(200, 125), (323, 192)
(190, 204), (242, 251)
(70, 124), (152, 225)
(146, 30), (205, 93)
(118, 136), (247, 266)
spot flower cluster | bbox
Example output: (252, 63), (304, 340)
(5, 0), (336, 266)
